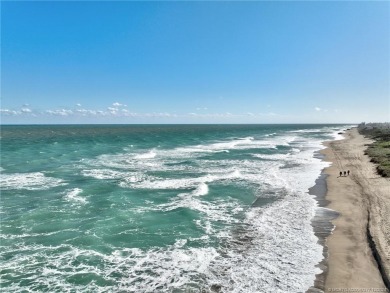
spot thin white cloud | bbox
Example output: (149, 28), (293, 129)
(1, 107), (36, 115)
(75, 109), (97, 116)
(112, 102), (127, 107)
(143, 112), (175, 118)
(2, 103), (281, 122)
(107, 107), (118, 114)
(315, 107), (329, 112)
(21, 107), (32, 113)
(46, 109), (73, 116)
(0, 109), (20, 115)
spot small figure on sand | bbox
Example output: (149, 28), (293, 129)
(347, 170), (350, 176)
(344, 171), (346, 176)
(339, 171), (342, 177)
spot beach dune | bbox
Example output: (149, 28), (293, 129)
(322, 128), (389, 291)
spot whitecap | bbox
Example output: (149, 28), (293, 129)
(81, 169), (125, 180)
(128, 170), (241, 191)
(134, 150), (157, 159)
(0, 172), (65, 190)
(119, 173), (149, 187)
(64, 188), (87, 204)
(192, 182), (209, 196)
(290, 129), (322, 133)
(253, 153), (290, 161)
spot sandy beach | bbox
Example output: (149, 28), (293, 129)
(321, 128), (390, 292)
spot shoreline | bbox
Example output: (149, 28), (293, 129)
(307, 171), (339, 293)
(315, 128), (389, 292)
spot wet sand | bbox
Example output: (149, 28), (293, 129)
(321, 128), (390, 291)
(308, 172), (339, 293)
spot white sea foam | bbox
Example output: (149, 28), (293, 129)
(127, 170), (241, 191)
(83, 152), (164, 171)
(204, 137), (278, 151)
(119, 173), (149, 187)
(81, 169), (126, 180)
(253, 153), (290, 160)
(83, 131), (325, 199)
(192, 182), (209, 196)
(0, 242), (221, 293)
(331, 129), (346, 140)
(203, 199), (323, 292)
(264, 132), (276, 137)
(81, 135), (299, 182)
(172, 136), (281, 155)
(290, 129), (322, 133)
(0, 195), (322, 292)
(201, 141), (330, 292)
(134, 150), (157, 159)
(64, 188), (87, 204)
(0, 172), (65, 190)
(0, 229), (80, 240)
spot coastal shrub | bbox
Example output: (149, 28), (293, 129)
(365, 141), (390, 178)
(377, 166), (390, 177)
(359, 124), (390, 178)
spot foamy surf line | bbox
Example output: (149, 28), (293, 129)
(134, 131), (331, 291)
(306, 128), (352, 292)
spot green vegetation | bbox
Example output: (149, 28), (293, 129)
(365, 140), (390, 177)
(358, 123), (390, 177)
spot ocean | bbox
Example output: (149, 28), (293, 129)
(0, 124), (347, 292)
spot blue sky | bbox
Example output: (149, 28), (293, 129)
(1, 1), (389, 124)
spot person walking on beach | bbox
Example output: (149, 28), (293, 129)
(339, 171), (342, 177)
(344, 171), (346, 176)
(347, 170), (350, 176)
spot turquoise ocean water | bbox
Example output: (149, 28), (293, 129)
(1, 124), (348, 292)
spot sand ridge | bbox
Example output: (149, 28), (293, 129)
(321, 128), (389, 291)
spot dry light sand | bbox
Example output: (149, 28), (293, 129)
(321, 128), (390, 292)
